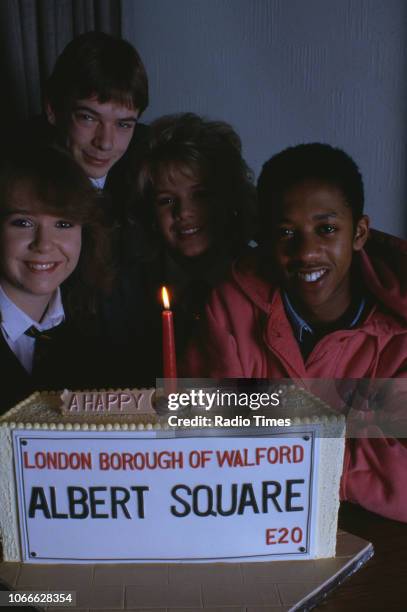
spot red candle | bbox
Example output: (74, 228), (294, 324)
(161, 286), (177, 394)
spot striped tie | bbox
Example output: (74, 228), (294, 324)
(24, 325), (62, 377)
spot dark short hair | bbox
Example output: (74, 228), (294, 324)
(46, 31), (148, 116)
(0, 146), (112, 317)
(135, 113), (256, 256)
(257, 143), (364, 232)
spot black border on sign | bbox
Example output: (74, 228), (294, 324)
(13, 429), (317, 562)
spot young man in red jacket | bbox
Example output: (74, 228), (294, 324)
(188, 143), (407, 522)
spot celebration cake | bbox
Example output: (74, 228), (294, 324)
(0, 386), (345, 564)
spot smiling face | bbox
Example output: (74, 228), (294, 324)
(47, 96), (139, 179)
(0, 183), (82, 320)
(271, 179), (369, 324)
(154, 165), (213, 259)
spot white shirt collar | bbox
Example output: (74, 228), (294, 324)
(90, 175), (107, 190)
(0, 285), (65, 342)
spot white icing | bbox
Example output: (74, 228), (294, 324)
(315, 436), (345, 557)
(0, 427), (20, 560)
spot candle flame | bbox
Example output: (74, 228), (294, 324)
(161, 286), (171, 310)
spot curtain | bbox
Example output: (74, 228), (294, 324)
(0, 0), (122, 121)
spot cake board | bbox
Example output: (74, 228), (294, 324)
(0, 530), (373, 611)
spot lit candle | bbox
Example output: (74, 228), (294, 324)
(161, 286), (177, 394)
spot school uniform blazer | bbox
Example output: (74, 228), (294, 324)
(0, 321), (111, 417)
(0, 333), (36, 416)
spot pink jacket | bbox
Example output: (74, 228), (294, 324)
(187, 230), (407, 521)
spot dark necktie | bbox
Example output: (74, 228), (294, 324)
(24, 324), (63, 379)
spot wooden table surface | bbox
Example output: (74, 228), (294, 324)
(320, 501), (407, 612)
(1, 501), (405, 611)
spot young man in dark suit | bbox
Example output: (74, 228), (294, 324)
(3, 32), (157, 388)
(43, 32), (155, 384)
(44, 32), (149, 215)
